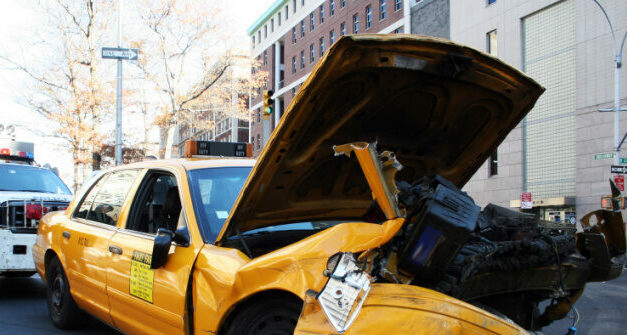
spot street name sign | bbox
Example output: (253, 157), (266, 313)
(595, 152), (615, 160)
(621, 158), (627, 164)
(102, 47), (139, 60)
(611, 165), (627, 174)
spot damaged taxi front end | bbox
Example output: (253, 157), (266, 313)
(211, 35), (626, 334)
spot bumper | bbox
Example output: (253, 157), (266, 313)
(295, 283), (527, 335)
(0, 229), (37, 273)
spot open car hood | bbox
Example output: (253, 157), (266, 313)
(217, 35), (544, 241)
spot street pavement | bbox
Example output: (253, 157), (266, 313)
(1, 272), (626, 334)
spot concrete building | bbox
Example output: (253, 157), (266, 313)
(247, 0), (413, 156)
(449, 0), (627, 222)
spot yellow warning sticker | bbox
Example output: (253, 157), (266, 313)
(130, 250), (154, 303)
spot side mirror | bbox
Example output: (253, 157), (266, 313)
(150, 227), (190, 269)
(151, 228), (173, 269)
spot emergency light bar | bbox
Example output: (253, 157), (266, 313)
(0, 140), (35, 163)
(184, 140), (252, 158)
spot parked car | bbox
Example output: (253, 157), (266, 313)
(33, 35), (625, 334)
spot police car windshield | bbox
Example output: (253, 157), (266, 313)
(0, 164), (71, 195)
(187, 167), (252, 242)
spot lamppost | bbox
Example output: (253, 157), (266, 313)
(592, 0), (627, 166)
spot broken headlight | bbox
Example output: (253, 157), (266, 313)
(318, 252), (371, 334)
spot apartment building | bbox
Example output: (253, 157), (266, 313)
(247, 0), (412, 156)
(448, 0), (627, 221)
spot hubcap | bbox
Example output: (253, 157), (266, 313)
(51, 271), (64, 315)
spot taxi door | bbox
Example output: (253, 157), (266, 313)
(106, 170), (198, 335)
(61, 169), (142, 325)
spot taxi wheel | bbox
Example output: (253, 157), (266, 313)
(225, 296), (302, 335)
(46, 257), (87, 329)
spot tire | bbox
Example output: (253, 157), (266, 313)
(46, 257), (87, 329)
(224, 295), (302, 335)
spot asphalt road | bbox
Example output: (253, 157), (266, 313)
(1, 272), (626, 334)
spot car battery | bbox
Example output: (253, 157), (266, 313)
(398, 178), (480, 284)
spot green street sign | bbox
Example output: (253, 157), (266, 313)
(621, 158), (627, 164)
(595, 153), (615, 160)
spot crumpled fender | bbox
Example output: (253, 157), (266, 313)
(192, 218), (405, 333)
(295, 283), (527, 335)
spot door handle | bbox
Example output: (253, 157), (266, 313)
(109, 245), (123, 255)
(62, 231), (71, 239)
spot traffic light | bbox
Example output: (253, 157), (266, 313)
(601, 195), (626, 210)
(263, 90), (274, 117)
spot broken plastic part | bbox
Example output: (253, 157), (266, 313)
(333, 142), (402, 219)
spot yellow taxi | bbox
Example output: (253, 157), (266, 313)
(33, 35), (626, 335)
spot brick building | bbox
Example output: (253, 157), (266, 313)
(247, 0), (412, 156)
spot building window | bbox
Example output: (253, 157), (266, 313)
(300, 50), (305, 68)
(353, 14), (359, 33)
(320, 5), (325, 23)
(379, 0), (386, 20)
(302, 0), (305, 5)
(278, 12), (281, 26)
(264, 25), (267, 37)
(395, 0), (402, 11)
(341, 0), (346, 8)
(257, 134), (261, 149)
(320, 37), (325, 56)
(330, 30), (335, 44)
(310, 44), (315, 63)
(341, 22), (346, 36)
(293, 0), (296, 12)
(489, 151), (498, 176)
(263, 50), (268, 65)
(292, 27), (297, 43)
(271, 19), (274, 32)
(301, 20), (305, 37)
(292, 56), (297, 73)
(488, 0), (496, 5)
(257, 109), (261, 123)
(310, 13), (315, 31)
(393, 27), (403, 33)
(257, 30), (261, 42)
(252, 36), (255, 47)
(487, 29), (497, 56)
(330, 0), (335, 15)
(366, 6), (372, 29)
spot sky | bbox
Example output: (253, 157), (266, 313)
(0, 0), (274, 189)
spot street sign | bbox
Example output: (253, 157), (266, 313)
(615, 175), (625, 191)
(101, 47), (139, 60)
(621, 158), (627, 164)
(594, 152), (615, 160)
(611, 165), (627, 174)
(521, 192), (532, 209)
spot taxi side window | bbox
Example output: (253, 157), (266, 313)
(73, 169), (141, 226)
(127, 172), (182, 234)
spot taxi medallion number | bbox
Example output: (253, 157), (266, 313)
(130, 251), (154, 303)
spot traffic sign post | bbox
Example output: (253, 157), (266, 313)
(611, 165), (627, 174)
(102, 47), (139, 60)
(615, 175), (625, 191)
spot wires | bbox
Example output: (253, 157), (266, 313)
(566, 306), (579, 335)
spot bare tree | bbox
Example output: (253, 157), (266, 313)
(0, 0), (115, 190)
(132, 0), (267, 155)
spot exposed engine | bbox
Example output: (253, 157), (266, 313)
(366, 174), (627, 331)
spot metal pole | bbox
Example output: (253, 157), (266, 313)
(115, 0), (123, 165)
(591, 0), (625, 166)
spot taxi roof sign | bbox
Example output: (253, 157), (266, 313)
(184, 140), (252, 158)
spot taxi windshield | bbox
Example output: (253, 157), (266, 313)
(187, 167), (252, 242)
(0, 164), (72, 195)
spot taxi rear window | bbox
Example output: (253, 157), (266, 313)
(187, 167), (251, 242)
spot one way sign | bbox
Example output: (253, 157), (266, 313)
(611, 165), (627, 174)
(102, 47), (139, 60)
